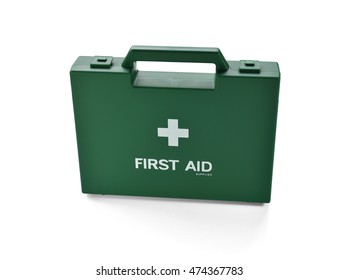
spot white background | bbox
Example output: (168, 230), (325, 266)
(1, 1), (337, 279)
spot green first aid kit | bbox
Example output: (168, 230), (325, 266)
(70, 46), (280, 203)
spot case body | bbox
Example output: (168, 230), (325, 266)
(70, 46), (280, 203)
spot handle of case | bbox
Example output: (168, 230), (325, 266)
(121, 46), (229, 73)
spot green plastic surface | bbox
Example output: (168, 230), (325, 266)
(70, 46), (280, 203)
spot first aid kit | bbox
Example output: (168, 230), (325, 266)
(70, 46), (280, 203)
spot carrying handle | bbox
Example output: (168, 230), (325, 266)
(121, 46), (229, 73)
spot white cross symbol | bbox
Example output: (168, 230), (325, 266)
(157, 119), (189, 147)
